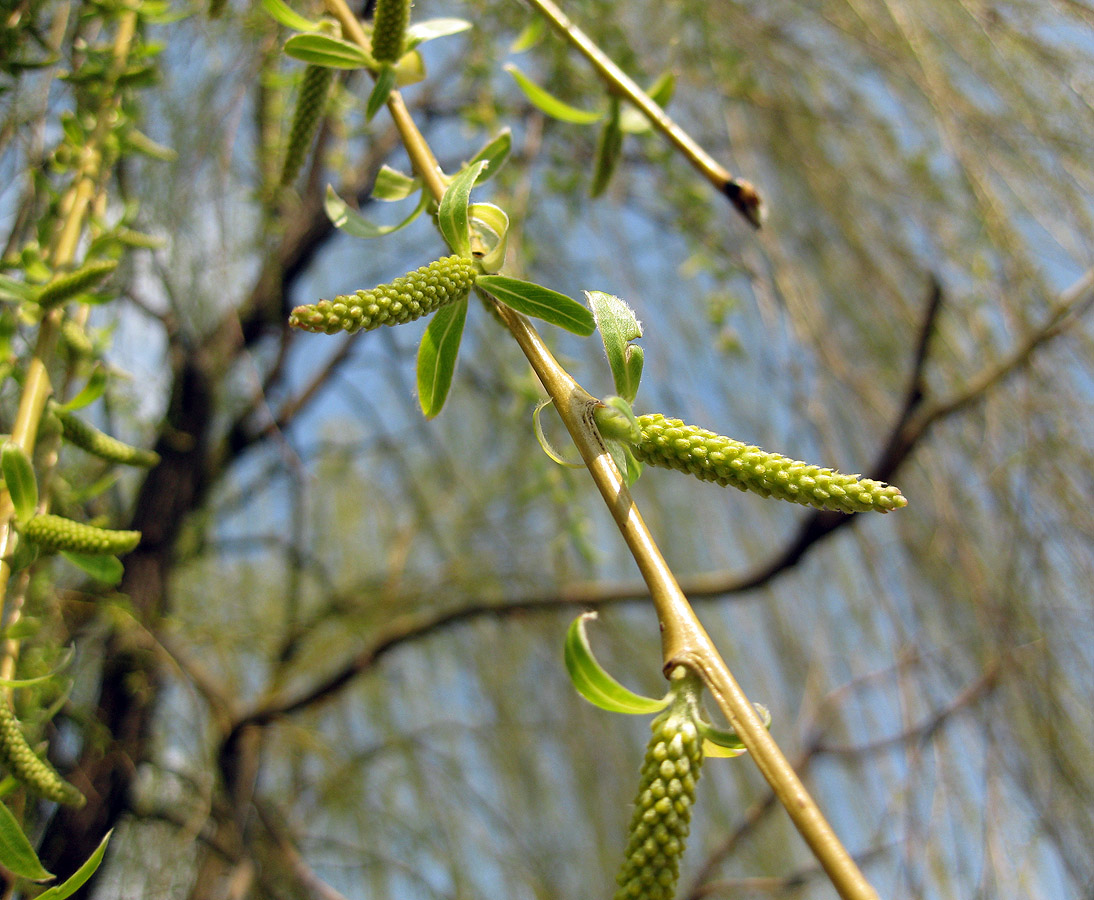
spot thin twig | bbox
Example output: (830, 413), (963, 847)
(520, 0), (764, 227)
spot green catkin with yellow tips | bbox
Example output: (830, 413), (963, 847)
(279, 63), (335, 187)
(614, 674), (704, 900)
(289, 255), (477, 334)
(35, 259), (117, 307)
(370, 0), (411, 63)
(630, 414), (906, 514)
(22, 513), (141, 556)
(0, 697), (85, 807)
(53, 404), (160, 467)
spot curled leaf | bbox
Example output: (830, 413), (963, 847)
(564, 613), (667, 715)
(505, 64), (603, 125)
(532, 399), (583, 468)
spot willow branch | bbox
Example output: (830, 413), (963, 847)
(519, 0), (764, 227)
(0, 8), (140, 681)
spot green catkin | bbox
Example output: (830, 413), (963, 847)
(289, 255), (477, 334)
(53, 404), (160, 467)
(60, 317), (94, 358)
(370, 0), (411, 63)
(614, 685), (703, 900)
(630, 414), (906, 514)
(34, 259), (117, 307)
(23, 513), (141, 556)
(279, 63), (335, 188)
(0, 696), (85, 807)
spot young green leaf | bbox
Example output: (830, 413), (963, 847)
(1, 444), (38, 524)
(58, 364), (107, 412)
(416, 297), (468, 418)
(60, 552), (124, 585)
(0, 274), (36, 304)
(436, 160), (487, 258)
(504, 64), (603, 125)
(603, 437), (642, 487)
(476, 275), (595, 335)
(324, 184), (428, 238)
(372, 165), (420, 201)
(283, 33), (374, 70)
(590, 96), (623, 197)
(619, 71), (676, 133)
(467, 129), (512, 184)
(365, 65), (398, 120)
(532, 399), (583, 468)
(587, 290), (644, 402)
(261, 0), (319, 31)
(404, 18), (472, 51)
(510, 17), (545, 53)
(0, 800), (52, 882)
(468, 203), (509, 273)
(564, 613), (668, 715)
(697, 703), (770, 757)
(35, 830), (112, 900)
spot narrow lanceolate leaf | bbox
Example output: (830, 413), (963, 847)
(289, 255), (477, 335)
(1, 443), (38, 524)
(279, 64), (334, 187)
(437, 161), (487, 258)
(564, 613), (667, 715)
(504, 64), (603, 125)
(35, 830), (111, 900)
(467, 129), (512, 184)
(590, 95), (624, 197)
(365, 65), (397, 121)
(588, 291), (644, 403)
(614, 673), (704, 900)
(371, 165), (420, 201)
(416, 296), (468, 418)
(0, 799), (53, 880)
(630, 414), (907, 514)
(34, 260), (117, 307)
(22, 514), (141, 556)
(370, 0), (411, 63)
(325, 184), (428, 238)
(283, 33), (373, 69)
(61, 552), (124, 585)
(476, 275), (595, 336)
(261, 0), (319, 32)
(53, 405), (160, 467)
(0, 698), (84, 807)
(404, 18), (471, 51)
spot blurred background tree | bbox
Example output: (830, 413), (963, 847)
(2, 0), (1093, 897)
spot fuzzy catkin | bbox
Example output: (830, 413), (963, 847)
(614, 700), (703, 900)
(370, 0), (410, 63)
(630, 414), (906, 514)
(289, 255), (477, 334)
(35, 260), (117, 307)
(54, 405), (160, 467)
(279, 64), (335, 187)
(23, 514), (141, 556)
(0, 697), (84, 807)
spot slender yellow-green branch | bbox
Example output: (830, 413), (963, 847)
(520, 0), (764, 227)
(318, 2), (877, 896)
